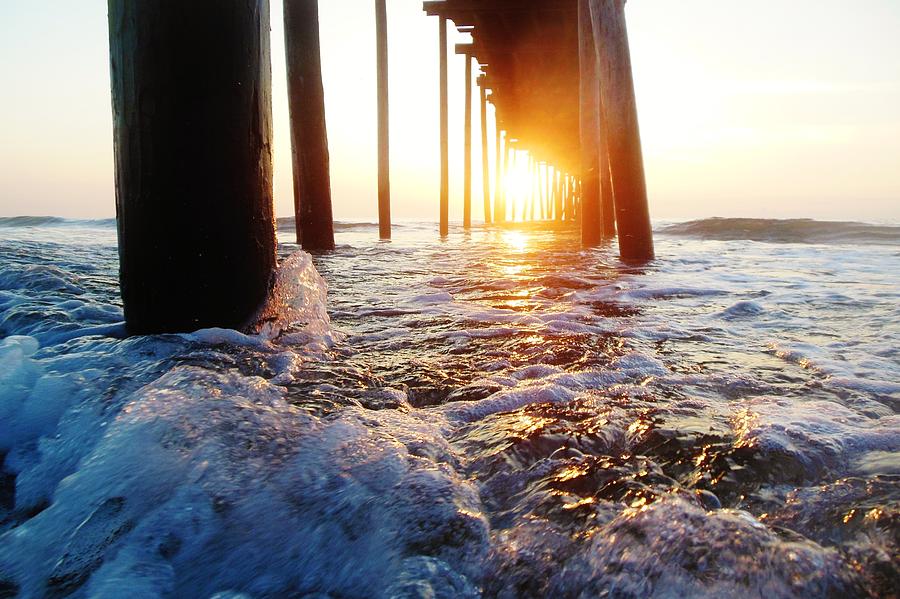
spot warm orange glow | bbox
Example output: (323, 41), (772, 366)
(503, 154), (533, 218)
(499, 150), (549, 223)
(502, 230), (529, 252)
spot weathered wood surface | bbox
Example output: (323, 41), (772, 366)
(589, 0), (654, 260)
(376, 0), (391, 239)
(578, 0), (602, 245)
(565, 175), (575, 221)
(480, 82), (492, 224)
(108, 0), (277, 334)
(285, 0), (335, 251)
(463, 53), (473, 228)
(599, 114), (617, 238)
(495, 129), (506, 223)
(439, 16), (449, 236)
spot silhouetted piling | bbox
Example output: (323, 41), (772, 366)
(108, 0), (277, 334)
(529, 155), (537, 221)
(600, 118), (617, 238)
(508, 146), (517, 221)
(284, 0), (335, 251)
(578, 0), (602, 245)
(375, 0), (391, 239)
(555, 170), (563, 222)
(495, 129), (506, 223)
(590, 0), (654, 260)
(542, 165), (549, 220)
(480, 80), (492, 224)
(439, 16), (449, 236)
(462, 48), (473, 229)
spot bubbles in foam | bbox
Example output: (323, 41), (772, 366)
(1, 219), (898, 596)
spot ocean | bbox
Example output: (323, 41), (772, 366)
(0, 216), (898, 598)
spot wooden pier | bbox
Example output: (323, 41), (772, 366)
(424, 0), (653, 260)
(106, 0), (654, 334)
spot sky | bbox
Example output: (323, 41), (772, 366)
(1, 0), (899, 223)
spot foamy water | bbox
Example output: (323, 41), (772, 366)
(0, 217), (897, 598)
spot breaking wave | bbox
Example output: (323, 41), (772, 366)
(0, 217), (116, 229)
(659, 217), (900, 245)
(0, 218), (897, 597)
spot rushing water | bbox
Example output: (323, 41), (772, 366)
(0, 217), (898, 598)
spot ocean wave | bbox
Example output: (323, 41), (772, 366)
(276, 218), (381, 232)
(0, 216), (116, 228)
(659, 217), (900, 245)
(1, 220), (898, 597)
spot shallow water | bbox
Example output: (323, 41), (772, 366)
(0, 217), (898, 598)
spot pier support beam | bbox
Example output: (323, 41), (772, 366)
(480, 80), (492, 224)
(285, 0), (335, 251)
(508, 147), (517, 221)
(108, 0), (277, 334)
(555, 170), (563, 222)
(439, 16), (449, 236)
(529, 155), (537, 221)
(375, 0), (391, 239)
(495, 129), (506, 223)
(578, 0), (602, 246)
(589, 0), (654, 260)
(542, 164), (549, 220)
(600, 120), (617, 238)
(462, 51), (473, 229)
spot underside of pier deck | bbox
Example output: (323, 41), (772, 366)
(425, 0), (654, 260)
(426, 0), (580, 173)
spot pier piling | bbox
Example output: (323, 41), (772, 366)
(284, 0), (335, 251)
(589, 0), (654, 260)
(555, 170), (564, 222)
(460, 46), (474, 229)
(376, 0), (391, 239)
(439, 16), (450, 236)
(480, 79), (492, 224)
(107, 0), (277, 334)
(600, 113), (617, 239)
(495, 130), (506, 223)
(423, 0), (652, 250)
(578, 0), (603, 245)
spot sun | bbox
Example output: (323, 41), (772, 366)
(503, 151), (539, 222)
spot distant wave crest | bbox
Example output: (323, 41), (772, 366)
(276, 217), (380, 232)
(659, 218), (900, 245)
(0, 216), (116, 228)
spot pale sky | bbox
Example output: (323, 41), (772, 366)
(1, 0), (899, 222)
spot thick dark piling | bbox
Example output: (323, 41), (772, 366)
(439, 16), (450, 236)
(495, 130), (506, 223)
(590, 0), (654, 260)
(108, 0), (277, 334)
(376, 0), (391, 239)
(480, 80), (492, 224)
(463, 51), (473, 229)
(600, 120), (617, 238)
(578, 0), (602, 245)
(555, 170), (563, 221)
(284, 0), (335, 250)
